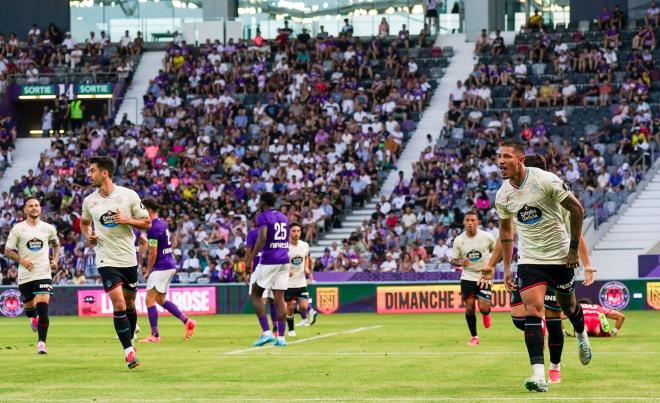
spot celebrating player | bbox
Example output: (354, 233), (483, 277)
(285, 222), (312, 337)
(564, 298), (625, 337)
(244, 192), (290, 347)
(450, 211), (496, 345)
(4, 197), (59, 354)
(495, 142), (591, 392)
(81, 156), (151, 369)
(480, 154), (597, 384)
(139, 199), (196, 343)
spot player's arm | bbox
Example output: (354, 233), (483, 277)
(49, 231), (60, 270)
(477, 236), (499, 288)
(144, 236), (158, 279)
(245, 225), (267, 266)
(499, 216), (517, 291)
(578, 234), (597, 286)
(559, 193), (584, 269)
(304, 254), (312, 277)
(3, 229), (33, 270)
(606, 310), (626, 335)
(450, 240), (468, 267)
(80, 201), (98, 246)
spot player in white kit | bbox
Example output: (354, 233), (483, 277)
(4, 197), (60, 354)
(285, 222), (312, 336)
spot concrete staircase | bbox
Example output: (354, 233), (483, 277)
(0, 138), (52, 193)
(590, 160), (660, 279)
(309, 197), (378, 257)
(114, 51), (165, 125)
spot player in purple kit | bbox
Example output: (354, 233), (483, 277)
(245, 226), (279, 336)
(244, 192), (290, 347)
(139, 199), (197, 343)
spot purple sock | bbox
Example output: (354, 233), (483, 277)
(300, 306), (308, 319)
(147, 306), (159, 336)
(277, 319), (286, 336)
(258, 315), (270, 332)
(307, 304), (313, 313)
(162, 301), (188, 324)
(269, 303), (278, 328)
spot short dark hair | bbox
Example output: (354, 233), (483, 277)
(142, 198), (159, 211)
(464, 210), (479, 218)
(290, 222), (302, 230)
(578, 298), (593, 305)
(23, 196), (40, 209)
(89, 156), (116, 177)
(261, 192), (276, 207)
(500, 141), (525, 155)
(524, 154), (547, 170)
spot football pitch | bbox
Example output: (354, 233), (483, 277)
(1, 312), (659, 402)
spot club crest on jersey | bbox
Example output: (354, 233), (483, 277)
(516, 204), (542, 225)
(100, 210), (118, 228)
(26, 238), (44, 252)
(291, 256), (304, 265)
(466, 250), (482, 262)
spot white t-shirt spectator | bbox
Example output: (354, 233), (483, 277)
(514, 63), (528, 77)
(380, 258), (398, 272)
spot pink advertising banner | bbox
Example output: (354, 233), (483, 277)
(77, 287), (216, 317)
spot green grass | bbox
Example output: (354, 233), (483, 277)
(1, 312), (659, 402)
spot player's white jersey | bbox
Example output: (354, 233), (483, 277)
(451, 229), (495, 281)
(288, 240), (310, 288)
(495, 167), (571, 265)
(5, 220), (58, 285)
(82, 185), (148, 268)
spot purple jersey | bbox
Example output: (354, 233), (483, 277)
(255, 209), (289, 264)
(146, 218), (177, 271)
(246, 228), (261, 271)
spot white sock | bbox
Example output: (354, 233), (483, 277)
(124, 346), (135, 357)
(532, 364), (545, 378)
(278, 336), (285, 342)
(576, 329), (588, 341)
(550, 363), (561, 371)
(263, 330), (273, 337)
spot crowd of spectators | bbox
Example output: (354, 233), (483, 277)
(310, 8), (660, 274)
(0, 20), (442, 285)
(0, 23), (142, 94)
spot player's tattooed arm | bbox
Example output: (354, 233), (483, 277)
(49, 240), (60, 270)
(498, 217), (517, 291)
(3, 248), (35, 270)
(560, 193), (584, 269)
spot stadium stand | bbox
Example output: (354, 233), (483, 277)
(317, 12), (659, 274)
(0, 23), (450, 285)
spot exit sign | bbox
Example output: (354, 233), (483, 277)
(21, 85), (55, 96)
(77, 83), (112, 95)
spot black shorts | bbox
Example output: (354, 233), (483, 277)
(510, 282), (561, 311)
(426, 9), (438, 18)
(285, 287), (310, 302)
(460, 280), (492, 302)
(98, 266), (138, 293)
(517, 264), (575, 295)
(18, 279), (53, 303)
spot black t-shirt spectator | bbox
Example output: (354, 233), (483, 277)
(492, 36), (504, 49)
(447, 109), (462, 123)
(265, 103), (281, 119)
(585, 84), (599, 97)
(297, 32), (311, 44)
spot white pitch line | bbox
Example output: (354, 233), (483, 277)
(223, 325), (383, 355)
(228, 350), (660, 356)
(2, 397), (658, 402)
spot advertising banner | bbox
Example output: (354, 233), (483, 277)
(77, 287), (216, 317)
(376, 284), (511, 314)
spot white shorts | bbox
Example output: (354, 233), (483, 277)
(249, 266), (273, 299)
(146, 269), (176, 294)
(255, 263), (290, 291)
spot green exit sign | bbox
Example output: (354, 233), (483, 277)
(21, 85), (55, 96)
(77, 83), (112, 95)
